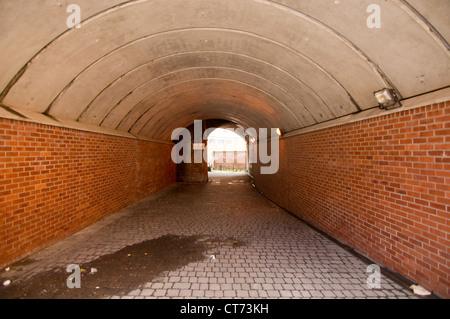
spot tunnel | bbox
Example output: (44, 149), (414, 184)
(0, 0), (449, 299)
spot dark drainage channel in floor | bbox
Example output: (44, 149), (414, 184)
(0, 235), (214, 299)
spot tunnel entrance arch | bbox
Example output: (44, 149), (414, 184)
(173, 119), (251, 183)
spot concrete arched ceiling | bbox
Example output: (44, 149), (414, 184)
(0, 0), (449, 141)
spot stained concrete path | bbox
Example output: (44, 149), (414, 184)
(0, 171), (419, 299)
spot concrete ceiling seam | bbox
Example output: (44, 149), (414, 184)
(151, 106), (279, 140)
(155, 108), (283, 141)
(3, 1), (393, 114)
(134, 86), (284, 136)
(267, 0), (401, 98)
(0, 0), (138, 100)
(85, 67), (318, 129)
(155, 110), (266, 140)
(76, 62), (326, 126)
(4, 1), (386, 112)
(130, 79), (304, 135)
(150, 104), (277, 140)
(150, 104), (274, 140)
(117, 80), (291, 133)
(74, 52), (348, 126)
(3, 0), (445, 102)
(1, 0), (449, 141)
(89, 54), (343, 128)
(271, 0), (450, 97)
(123, 83), (284, 134)
(403, 0), (450, 45)
(396, 0), (450, 52)
(157, 113), (256, 141)
(268, 0), (450, 96)
(127, 82), (302, 134)
(124, 79), (298, 134)
(44, 28), (364, 119)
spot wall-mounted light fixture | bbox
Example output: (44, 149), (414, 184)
(276, 128), (282, 136)
(374, 88), (401, 110)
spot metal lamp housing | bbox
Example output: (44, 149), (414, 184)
(374, 88), (401, 110)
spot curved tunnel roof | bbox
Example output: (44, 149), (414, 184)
(0, 0), (449, 141)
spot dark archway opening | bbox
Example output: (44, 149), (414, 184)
(172, 119), (250, 183)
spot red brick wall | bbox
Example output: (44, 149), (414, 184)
(176, 143), (209, 183)
(252, 101), (450, 298)
(0, 118), (176, 268)
(177, 160), (209, 183)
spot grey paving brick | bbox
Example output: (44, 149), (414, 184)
(267, 290), (281, 298)
(209, 283), (221, 290)
(224, 290), (236, 297)
(192, 290), (205, 297)
(179, 290), (192, 297)
(280, 290), (293, 298)
(236, 290), (249, 298)
(153, 289), (167, 297)
(168, 276), (181, 283)
(140, 289), (154, 296)
(258, 290), (268, 298)
(163, 283), (173, 289)
(173, 282), (191, 289)
(128, 289), (141, 296)
(150, 282), (164, 289)
(310, 290), (324, 298)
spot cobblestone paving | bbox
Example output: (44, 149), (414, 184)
(0, 171), (419, 299)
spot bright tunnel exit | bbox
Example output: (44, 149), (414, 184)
(207, 128), (248, 173)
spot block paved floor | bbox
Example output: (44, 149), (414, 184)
(0, 171), (419, 299)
